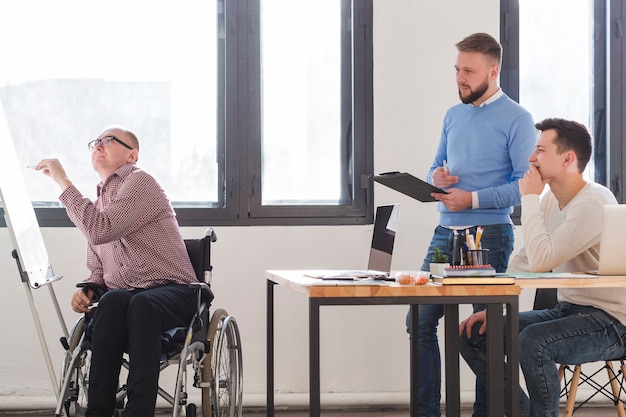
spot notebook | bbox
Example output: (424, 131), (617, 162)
(307, 204), (400, 280)
(586, 204), (626, 275)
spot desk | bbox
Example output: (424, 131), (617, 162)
(266, 270), (521, 417)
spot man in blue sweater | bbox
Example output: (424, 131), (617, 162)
(412, 32), (536, 417)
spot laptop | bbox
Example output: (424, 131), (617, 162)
(586, 204), (626, 275)
(307, 204), (400, 280)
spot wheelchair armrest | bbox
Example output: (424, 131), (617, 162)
(189, 282), (214, 298)
(188, 281), (215, 313)
(76, 282), (108, 303)
(189, 281), (210, 291)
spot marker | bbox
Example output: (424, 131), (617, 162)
(26, 165), (37, 169)
(443, 160), (449, 174)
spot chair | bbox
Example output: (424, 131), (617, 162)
(54, 228), (243, 417)
(533, 288), (626, 416)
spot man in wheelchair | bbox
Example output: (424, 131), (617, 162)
(34, 126), (210, 417)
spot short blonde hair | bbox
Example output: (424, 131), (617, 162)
(455, 32), (502, 66)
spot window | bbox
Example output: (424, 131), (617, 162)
(501, 0), (626, 201)
(518, 0), (597, 180)
(243, 0), (374, 223)
(0, 0), (374, 227)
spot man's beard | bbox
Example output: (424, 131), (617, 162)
(458, 79), (489, 104)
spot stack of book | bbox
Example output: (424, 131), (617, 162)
(432, 264), (515, 285)
(443, 265), (496, 277)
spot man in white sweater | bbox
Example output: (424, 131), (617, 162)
(459, 118), (625, 417)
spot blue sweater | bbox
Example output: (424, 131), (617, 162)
(427, 93), (536, 226)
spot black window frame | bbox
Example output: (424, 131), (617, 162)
(0, 0), (374, 228)
(500, 0), (625, 205)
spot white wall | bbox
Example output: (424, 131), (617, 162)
(0, 0), (540, 410)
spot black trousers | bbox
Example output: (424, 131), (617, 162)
(85, 284), (196, 417)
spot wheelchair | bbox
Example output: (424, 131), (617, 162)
(54, 228), (243, 417)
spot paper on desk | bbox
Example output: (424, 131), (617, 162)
(510, 272), (597, 279)
(304, 270), (389, 280)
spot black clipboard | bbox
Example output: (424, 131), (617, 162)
(372, 172), (448, 202)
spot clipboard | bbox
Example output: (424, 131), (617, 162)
(372, 172), (447, 202)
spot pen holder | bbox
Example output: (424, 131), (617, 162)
(465, 249), (489, 266)
(451, 231), (466, 266)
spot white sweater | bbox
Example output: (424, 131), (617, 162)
(508, 182), (626, 325)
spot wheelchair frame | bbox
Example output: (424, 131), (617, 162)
(41, 228), (240, 417)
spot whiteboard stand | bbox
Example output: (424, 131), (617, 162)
(10, 248), (68, 398)
(0, 100), (68, 399)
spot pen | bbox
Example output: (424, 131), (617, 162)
(443, 160), (449, 174)
(26, 165), (37, 169)
(467, 234), (476, 250)
(475, 226), (484, 249)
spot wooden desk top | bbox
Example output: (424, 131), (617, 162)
(266, 270), (521, 298)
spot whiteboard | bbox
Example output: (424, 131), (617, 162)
(0, 101), (61, 288)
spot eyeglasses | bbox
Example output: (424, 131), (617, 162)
(88, 135), (133, 151)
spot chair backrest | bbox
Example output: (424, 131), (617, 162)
(184, 228), (217, 283)
(184, 229), (217, 343)
(533, 288), (558, 310)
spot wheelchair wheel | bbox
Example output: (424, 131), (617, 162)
(59, 315), (90, 417)
(201, 309), (243, 417)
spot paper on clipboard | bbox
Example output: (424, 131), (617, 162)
(372, 172), (447, 202)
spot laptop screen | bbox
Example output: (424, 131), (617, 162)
(367, 204), (400, 273)
(598, 204), (626, 275)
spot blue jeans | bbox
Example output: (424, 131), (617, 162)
(460, 302), (626, 417)
(407, 224), (514, 417)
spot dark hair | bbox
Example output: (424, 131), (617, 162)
(534, 118), (592, 173)
(455, 32), (502, 65)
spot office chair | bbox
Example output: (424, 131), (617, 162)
(54, 228), (243, 417)
(533, 288), (626, 417)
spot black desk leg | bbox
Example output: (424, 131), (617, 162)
(267, 280), (275, 417)
(444, 304), (461, 416)
(486, 303), (505, 417)
(409, 304), (419, 417)
(310, 300), (321, 417)
(506, 299), (520, 417)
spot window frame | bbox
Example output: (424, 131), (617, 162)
(500, 0), (626, 222)
(0, 0), (374, 228)
(608, 0), (626, 202)
(246, 0), (374, 224)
